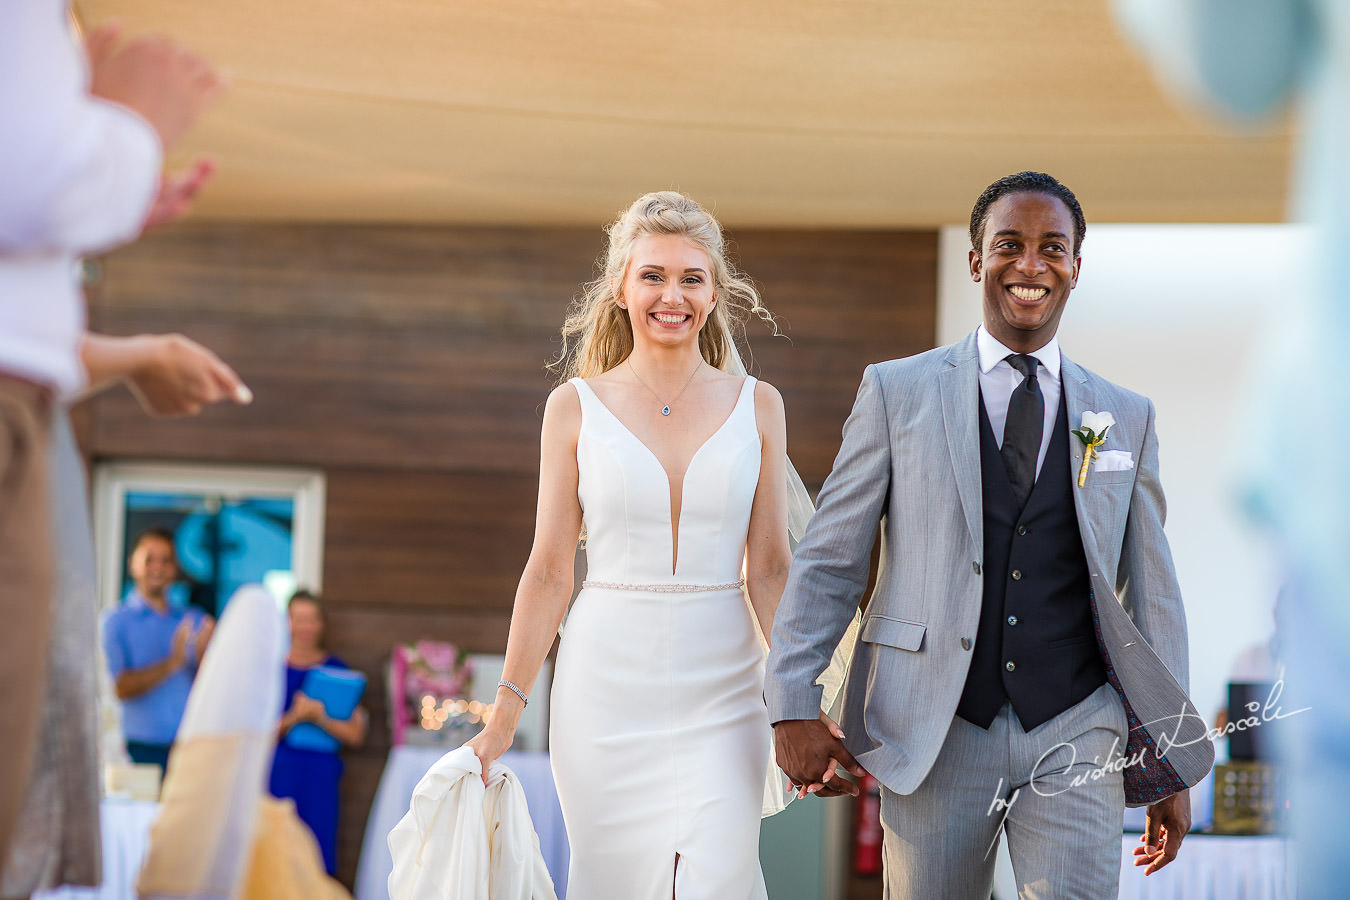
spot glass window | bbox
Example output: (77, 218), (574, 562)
(94, 463), (325, 615)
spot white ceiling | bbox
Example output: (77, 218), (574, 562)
(75, 0), (1293, 228)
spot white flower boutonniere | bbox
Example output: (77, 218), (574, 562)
(1071, 411), (1116, 487)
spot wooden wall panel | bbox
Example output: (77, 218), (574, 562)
(733, 229), (938, 478)
(322, 469), (537, 612)
(82, 221), (936, 886)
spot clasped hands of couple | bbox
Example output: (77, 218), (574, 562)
(775, 713), (868, 800)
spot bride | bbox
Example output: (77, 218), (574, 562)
(467, 191), (797, 898)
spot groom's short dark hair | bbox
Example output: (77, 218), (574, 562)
(969, 172), (1086, 258)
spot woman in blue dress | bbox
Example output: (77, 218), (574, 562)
(269, 590), (368, 875)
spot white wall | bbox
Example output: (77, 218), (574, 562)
(936, 224), (1301, 720)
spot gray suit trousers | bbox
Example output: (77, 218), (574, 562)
(881, 683), (1126, 900)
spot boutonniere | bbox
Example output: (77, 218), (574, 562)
(1071, 411), (1115, 487)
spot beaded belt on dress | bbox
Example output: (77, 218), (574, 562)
(581, 579), (745, 593)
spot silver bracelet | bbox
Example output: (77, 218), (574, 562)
(498, 679), (529, 708)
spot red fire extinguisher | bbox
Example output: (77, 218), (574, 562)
(853, 772), (883, 875)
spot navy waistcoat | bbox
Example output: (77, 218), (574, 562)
(956, 389), (1107, 730)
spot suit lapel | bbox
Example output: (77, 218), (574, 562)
(940, 333), (982, 553)
(1061, 355), (1102, 565)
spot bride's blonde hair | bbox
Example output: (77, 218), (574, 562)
(553, 191), (775, 381)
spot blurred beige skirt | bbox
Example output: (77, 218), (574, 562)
(1, 411), (102, 895)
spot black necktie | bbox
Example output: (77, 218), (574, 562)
(1001, 354), (1043, 508)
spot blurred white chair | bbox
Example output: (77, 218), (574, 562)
(136, 586), (286, 899)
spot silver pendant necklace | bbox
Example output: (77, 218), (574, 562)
(628, 358), (702, 416)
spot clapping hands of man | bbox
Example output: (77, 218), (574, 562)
(167, 615), (213, 669)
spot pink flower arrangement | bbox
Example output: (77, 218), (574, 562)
(388, 640), (475, 746)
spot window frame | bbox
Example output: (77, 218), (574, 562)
(92, 461), (326, 614)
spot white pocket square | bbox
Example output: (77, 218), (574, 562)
(1094, 450), (1135, 472)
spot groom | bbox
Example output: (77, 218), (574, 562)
(767, 172), (1214, 898)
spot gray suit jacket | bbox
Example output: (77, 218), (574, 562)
(766, 331), (1214, 805)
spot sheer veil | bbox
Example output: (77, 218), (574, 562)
(722, 341), (862, 818)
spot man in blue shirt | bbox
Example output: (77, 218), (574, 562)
(102, 528), (214, 772)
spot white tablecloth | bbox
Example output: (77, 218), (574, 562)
(33, 799), (158, 900)
(1117, 834), (1295, 900)
(1116, 766), (1294, 899)
(354, 746), (570, 900)
(1122, 767), (1216, 833)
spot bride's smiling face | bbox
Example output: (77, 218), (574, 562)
(616, 234), (717, 348)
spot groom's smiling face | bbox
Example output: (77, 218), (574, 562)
(969, 191), (1081, 353)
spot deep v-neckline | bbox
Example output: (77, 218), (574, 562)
(577, 376), (753, 575)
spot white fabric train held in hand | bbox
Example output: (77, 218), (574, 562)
(387, 746), (556, 900)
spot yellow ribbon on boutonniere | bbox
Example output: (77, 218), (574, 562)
(1071, 411), (1116, 487)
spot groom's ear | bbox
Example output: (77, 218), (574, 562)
(969, 248), (983, 282)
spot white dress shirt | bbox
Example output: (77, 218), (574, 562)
(0, 1), (161, 394)
(976, 325), (1062, 479)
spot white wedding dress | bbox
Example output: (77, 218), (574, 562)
(550, 375), (769, 900)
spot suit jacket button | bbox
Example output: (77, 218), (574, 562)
(1007, 615), (1018, 626)
(1011, 569), (1023, 581)
(1017, 526), (1028, 536)
(960, 637), (972, 651)
(1005, 661), (1016, 672)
